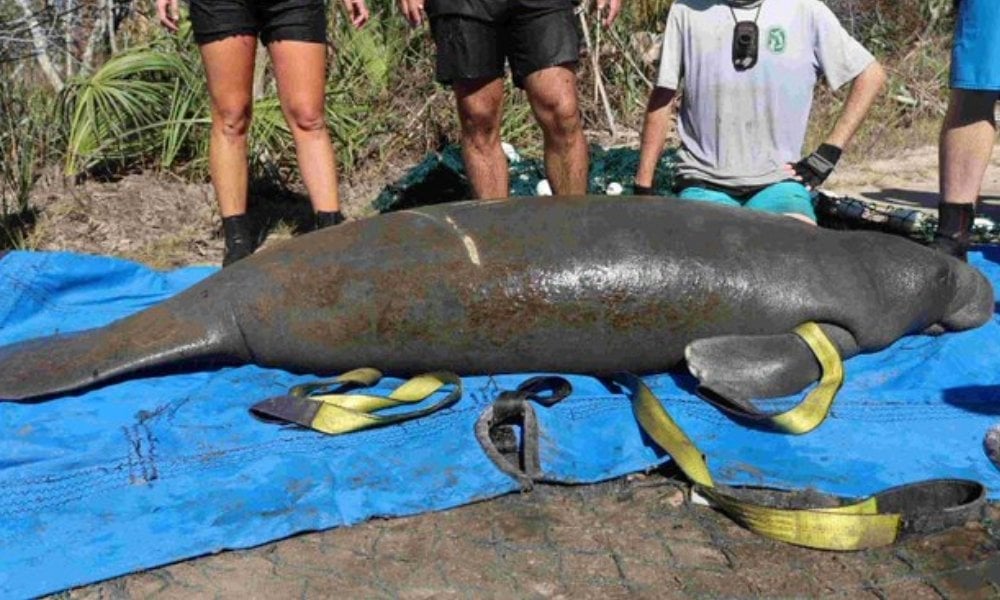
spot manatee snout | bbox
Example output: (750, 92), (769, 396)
(940, 260), (995, 331)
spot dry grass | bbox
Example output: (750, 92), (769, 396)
(807, 32), (952, 159)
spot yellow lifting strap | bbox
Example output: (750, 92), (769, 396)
(699, 322), (844, 435)
(250, 368), (462, 435)
(617, 370), (906, 550)
(771, 322), (844, 434)
(612, 322), (984, 551)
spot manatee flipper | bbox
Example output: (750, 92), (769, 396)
(685, 323), (860, 401)
(0, 303), (248, 401)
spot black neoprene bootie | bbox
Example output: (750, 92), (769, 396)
(928, 202), (974, 262)
(315, 210), (345, 230)
(222, 214), (256, 267)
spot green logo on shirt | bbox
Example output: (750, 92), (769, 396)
(767, 27), (787, 54)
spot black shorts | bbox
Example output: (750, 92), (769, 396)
(427, 0), (581, 88)
(189, 0), (327, 45)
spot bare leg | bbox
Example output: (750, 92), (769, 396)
(454, 77), (508, 199)
(269, 40), (341, 213)
(200, 35), (257, 218)
(940, 89), (998, 204)
(933, 89), (998, 259)
(523, 65), (587, 195)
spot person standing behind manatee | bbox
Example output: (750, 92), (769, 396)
(398, 0), (621, 199)
(929, 0), (999, 262)
(156, 0), (370, 266)
(635, 0), (886, 224)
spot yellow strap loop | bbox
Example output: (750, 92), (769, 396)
(769, 322), (845, 434)
(309, 372), (462, 435)
(289, 367), (383, 397)
(703, 491), (899, 550)
(698, 322), (845, 435)
(253, 369), (462, 436)
(615, 369), (905, 550)
(614, 323), (911, 550)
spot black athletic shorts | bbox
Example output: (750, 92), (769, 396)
(427, 0), (581, 88)
(189, 0), (327, 45)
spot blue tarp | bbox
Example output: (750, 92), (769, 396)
(1, 249), (1000, 598)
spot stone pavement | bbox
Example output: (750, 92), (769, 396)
(63, 472), (1000, 599)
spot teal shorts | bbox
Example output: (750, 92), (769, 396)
(678, 181), (816, 222)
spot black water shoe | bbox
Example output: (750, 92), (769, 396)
(928, 202), (974, 262)
(222, 214), (256, 267)
(315, 210), (345, 230)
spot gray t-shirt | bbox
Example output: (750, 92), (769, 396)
(657, 0), (875, 188)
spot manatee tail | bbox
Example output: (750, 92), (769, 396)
(0, 303), (249, 401)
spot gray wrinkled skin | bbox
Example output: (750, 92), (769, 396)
(0, 196), (993, 401)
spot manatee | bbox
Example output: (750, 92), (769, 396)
(0, 196), (992, 402)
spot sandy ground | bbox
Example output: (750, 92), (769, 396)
(824, 146), (1000, 219)
(19, 143), (1000, 599)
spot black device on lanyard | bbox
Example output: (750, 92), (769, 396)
(730, 4), (762, 71)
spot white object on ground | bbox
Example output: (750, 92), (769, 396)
(501, 142), (521, 163)
(690, 489), (712, 507)
(607, 182), (623, 195)
(536, 179), (553, 196)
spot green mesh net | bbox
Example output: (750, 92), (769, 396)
(372, 144), (679, 212)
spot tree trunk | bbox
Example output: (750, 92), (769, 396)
(106, 0), (117, 54)
(12, 0), (65, 91)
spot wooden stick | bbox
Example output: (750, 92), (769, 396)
(578, 7), (618, 136)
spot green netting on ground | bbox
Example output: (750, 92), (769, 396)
(816, 193), (1000, 244)
(373, 144), (1000, 245)
(372, 144), (679, 213)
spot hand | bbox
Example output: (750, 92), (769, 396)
(596, 0), (622, 27)
(157, 0), (179, 32)
(785, 143), (842, 190)
(399, 0), (425, 27)
(342, 0), (370, 28)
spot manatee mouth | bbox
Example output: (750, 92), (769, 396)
(940, 260), (995, 331)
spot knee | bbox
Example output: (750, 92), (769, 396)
(748, 182), (816, 221)
(536, 96), (582, 142)
(458, 103), (501, 150)
(285, 103), (327, 134)
(212, 102), (252, 139)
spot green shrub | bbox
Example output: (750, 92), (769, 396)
(15, 0), (966, 191)
(0, 74), (54, 247)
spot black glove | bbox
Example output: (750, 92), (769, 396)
(792, 143), (842, 189)
(633, 184), (657, 196)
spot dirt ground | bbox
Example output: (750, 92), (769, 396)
(24, 143), (1000, 599)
